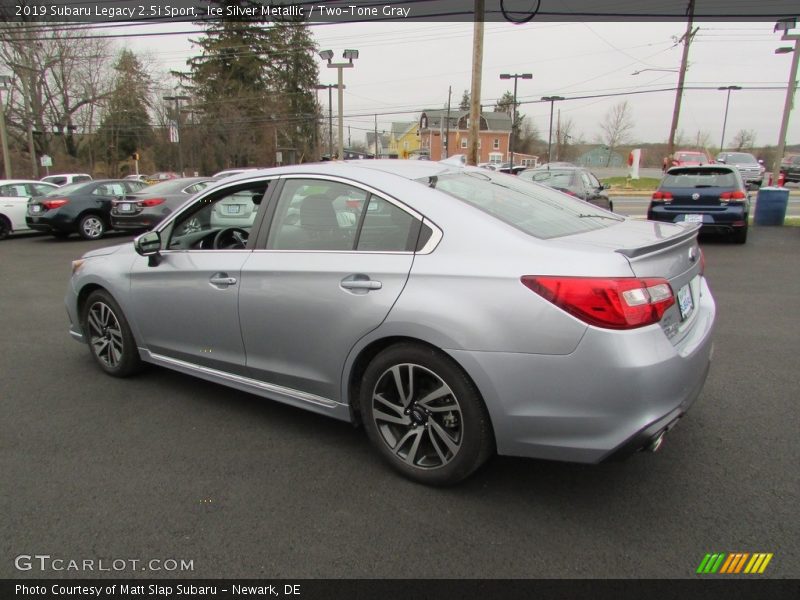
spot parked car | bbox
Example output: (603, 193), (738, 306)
(517, 165), (613, 211)
(780, 154), (800, 183)
(124, 174), (150, 181)
(40, 173), (92, 187)
(0, 180), (58, 239)
(671, 151), (711, 167)
(647, 165), (750, 244)
(26, 179), (149, 240)
(66, 160), (715, 485)
(111, 177), (214, 231)
(714, 152), (763, 188)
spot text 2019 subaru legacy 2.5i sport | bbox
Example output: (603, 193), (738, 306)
(65, 160), (716, 485)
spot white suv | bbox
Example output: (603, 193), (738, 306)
(41, 173), (93, 187)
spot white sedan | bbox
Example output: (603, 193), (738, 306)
(0, 180), (58, 239)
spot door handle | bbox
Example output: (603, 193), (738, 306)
(209, 274), (237, 287)
(340, 276), (382, 291)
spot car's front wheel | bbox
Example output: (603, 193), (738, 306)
(82, 290), (142, 377)
(360, 343), (494, 485)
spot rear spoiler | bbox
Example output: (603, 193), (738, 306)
(615, 223), (700, 259)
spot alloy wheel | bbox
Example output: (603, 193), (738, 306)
(87, 301), (124, 368)
(371, 363), (463, 469)
(81, 216), (104, 239)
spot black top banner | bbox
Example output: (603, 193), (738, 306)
(0, 0), (798, 24)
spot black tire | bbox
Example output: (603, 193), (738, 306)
(359, 343), (494, 485)
(78, 213), (106, 240)
(81, 289), (142, 377)
(0, 216), (10, 240)
(732, 225), (748, 244)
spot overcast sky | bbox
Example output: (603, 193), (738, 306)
(119, 19), (799, 150)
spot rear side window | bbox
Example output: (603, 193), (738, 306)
(73, 175), (92, 183)
(356, 196), (421, 252)
(422, 171), (622, 240)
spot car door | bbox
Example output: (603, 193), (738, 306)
(0, 183), (33, 231)
(238, 176), (422, 402)
(127, 180), (271, 375)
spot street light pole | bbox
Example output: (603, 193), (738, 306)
(0, 74), (12, 178)
(163, 94), (189, 175)
(717, 85), (742, 152)
(541, 96), (564, 163)
(319, 49), (358, 160)
(314, 83), (339, 158)
(500, 73), (532, 169)
(771, 25), (800, 186)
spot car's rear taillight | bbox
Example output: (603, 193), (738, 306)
(719, 190), (746, 202)
(652, 191), (673, 203)
(521, 276), (676, 330)
(42, 198), (69, 209)
(138, 198), (165, 207)
(345, 199), (361, 209)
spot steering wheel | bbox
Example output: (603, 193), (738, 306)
(213, 227), (249, 250)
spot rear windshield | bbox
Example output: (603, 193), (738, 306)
(518, 169), (575, 188)
(419, 170), (622, 240)
(721, 153), (756, 164)
(662, 169), (738, 188)
(675, 153), (705, 162)
(44, 182), (87, 196)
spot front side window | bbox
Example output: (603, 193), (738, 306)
(166, 182), (268, 250)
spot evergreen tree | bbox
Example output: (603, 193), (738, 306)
(95, 50), (152, 176)
(459, 90), (470, 111)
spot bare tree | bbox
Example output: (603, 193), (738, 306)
(732, 129), (756, 151)
(598, 101), (634, 166)
(694, 129), (712, 151)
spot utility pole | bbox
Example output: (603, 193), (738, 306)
(164, 94), (189, 175)
(771, 26), (800, 187)
(374, 114), (378, 158)
(444, 86), (452, 159)
(667, 0), (697, 161)
(468, 0), (484, 166)
(0, 75), (12, 178)
(556, 109), (561, 161)
(319, 49), (359, 160)
(500, 73), (533, 169)
(542, 96), (564, 163)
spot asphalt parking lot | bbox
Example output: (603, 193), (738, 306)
(1, 227), (798, 579)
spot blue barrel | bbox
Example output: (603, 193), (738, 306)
(754, 187), (790, 226)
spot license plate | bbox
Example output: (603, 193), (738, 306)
(30, 205), (42, 214)
(677, 283), (694, 321)
(225, 204), (241, 215)
(683, 214), (703, 223)
(119, 203), (133, 212)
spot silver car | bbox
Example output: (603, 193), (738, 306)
(66, 161), (716, 485)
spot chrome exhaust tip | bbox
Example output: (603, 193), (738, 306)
(648, 432), (666, 453)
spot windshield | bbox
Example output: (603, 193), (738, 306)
(676, 153), (705, 162)
(420, 170), (622, 240)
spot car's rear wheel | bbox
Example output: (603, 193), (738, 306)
(82, 290), (142, 377)
(359, 343), (494, 485)
(79, 214), (106, 240)
(0, 216), (10, 240)
(732, 225), (748, 244)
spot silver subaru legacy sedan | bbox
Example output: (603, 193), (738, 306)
(66, 160), (715, 485)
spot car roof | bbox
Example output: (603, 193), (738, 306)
(0, 179), (58, 185)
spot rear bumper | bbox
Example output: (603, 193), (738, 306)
(647, 204), (748, 233)
(446, 277), (716, 463)
(26, 213), (76, 233)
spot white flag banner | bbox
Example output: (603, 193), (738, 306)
(169, 123), (179, 143)
(628, 148), (641, 180)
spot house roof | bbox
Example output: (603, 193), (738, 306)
(419, 109), (511, 132)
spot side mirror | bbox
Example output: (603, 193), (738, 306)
(716, 158), (726, 164)
(134, 230), (162, 266)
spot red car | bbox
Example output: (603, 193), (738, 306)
(672, 151), (711, 167)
